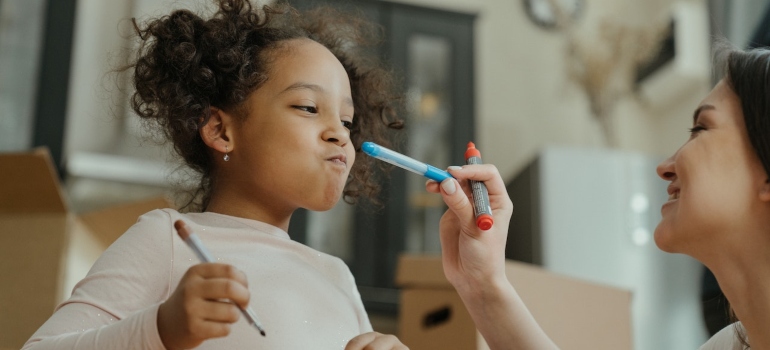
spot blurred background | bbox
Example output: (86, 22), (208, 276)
(2, 0), (770, 348)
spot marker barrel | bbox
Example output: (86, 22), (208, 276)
(465, 143), (494, 230)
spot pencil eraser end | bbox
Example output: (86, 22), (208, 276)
(174, 220), (191, 239)
(476, 215), (493, 231)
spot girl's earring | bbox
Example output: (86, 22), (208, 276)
(223, 146), (230, 162)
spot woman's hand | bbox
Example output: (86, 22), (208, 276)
(157, 263), (250, 350)
(426, 164), (514, 295)
(428, 165), (559, 350)
(345, 332), (409, 350)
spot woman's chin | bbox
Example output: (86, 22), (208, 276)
(653, 225), (678, 253)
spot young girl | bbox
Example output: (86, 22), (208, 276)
(428, 43), (770, 349)
(23, 1), (408, 349)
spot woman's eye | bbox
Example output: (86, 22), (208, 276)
(293, 105), (318, 113)
(342, 120), (353, 129)
(688, 125), (705, 136)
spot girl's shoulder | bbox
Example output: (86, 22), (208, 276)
(64, 208), (184, 311)
(699, 322), (746, 350)
(124, 207), (178, 235)
(99, 208), (184, 257)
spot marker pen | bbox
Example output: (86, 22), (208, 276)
(465, 142), (494, 230)
(174, 220), (267, 337)
(362, 142), (453, 182)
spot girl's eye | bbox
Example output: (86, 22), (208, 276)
(688, 125), (705, 137)
(293, 105), (318, 113)
(342, 120), (353, 129)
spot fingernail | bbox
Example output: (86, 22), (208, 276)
(441, 179), (456, 194)
(448, 166), (462, 171)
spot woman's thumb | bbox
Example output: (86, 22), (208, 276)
(440, 178), (475, 229)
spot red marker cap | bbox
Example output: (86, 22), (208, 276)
(477, 214), (493, 231)
(465, 142), (480, 160)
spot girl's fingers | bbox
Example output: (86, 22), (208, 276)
(345, 332), (408, 350)
(193, 278), (251, 308)
(190, 319), (232, 340)
(193, 263), (249, 288)
(200, 300), (242, 323)
(364, 333), (409, 349)
(345, 332), (378, 350)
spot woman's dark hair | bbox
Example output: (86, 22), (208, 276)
(719, 44), (770, 181)
(714, 41), (770, 350)
(129, 0), (403, 210)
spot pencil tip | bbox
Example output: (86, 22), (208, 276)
(260, 330), (266, 336)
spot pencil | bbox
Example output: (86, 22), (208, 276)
(174, 220), (267, 337)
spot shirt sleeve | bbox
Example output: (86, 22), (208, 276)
(698, 322), (746, 350)
(21, 209), (176, 350)
(342, 261), (373, 333)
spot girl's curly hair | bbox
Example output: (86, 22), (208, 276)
(129, 0), (403, 211)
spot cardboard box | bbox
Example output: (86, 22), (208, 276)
(0, 148), (172, 349)
(396, 255), (633, 350)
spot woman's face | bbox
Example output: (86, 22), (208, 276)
(225, 38), (355, 215)
(654, 79), (768, 256)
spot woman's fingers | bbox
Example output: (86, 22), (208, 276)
(447, 165), (514, 223)
(430, 164), (513, 237)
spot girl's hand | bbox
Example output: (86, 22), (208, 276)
(157, 263), (250, 350)
(426, 164), (514, 295)
(345, 332), (409, 350)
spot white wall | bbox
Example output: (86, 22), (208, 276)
(61, 0), (713, 198)
(386, 0), (710, 181)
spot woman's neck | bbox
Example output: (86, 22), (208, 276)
(706, 235), (770, 348)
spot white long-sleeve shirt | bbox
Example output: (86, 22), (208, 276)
(23, 209), (372, 349)
(699, 322), (746, 350)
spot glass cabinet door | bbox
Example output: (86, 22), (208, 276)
(0, 0), (47, 152)
(404, 34), (453, 254)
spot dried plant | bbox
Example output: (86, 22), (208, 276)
(551, 0), (671, 147)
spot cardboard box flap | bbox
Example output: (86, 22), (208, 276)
(79, 196), (174, 247)
(0, 148), (67, 214)
(396, 254), (630, 293)
(396, 254), (452, 288)
(397, 254), (633, 350)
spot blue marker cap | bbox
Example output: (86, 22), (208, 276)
(362, 142), (453, 182)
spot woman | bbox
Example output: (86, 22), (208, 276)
(429, 44), (770, 349)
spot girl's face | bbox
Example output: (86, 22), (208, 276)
(227, 38), (355, 215)
(654, 79), (768, 257)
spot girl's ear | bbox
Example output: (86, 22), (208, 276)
(200, 107), (234, 154)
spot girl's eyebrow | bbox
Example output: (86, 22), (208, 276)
(692, 104), (715, 124)
(279, 82), (354, 107)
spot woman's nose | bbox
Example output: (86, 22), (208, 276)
(656, 154), (676, 181)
